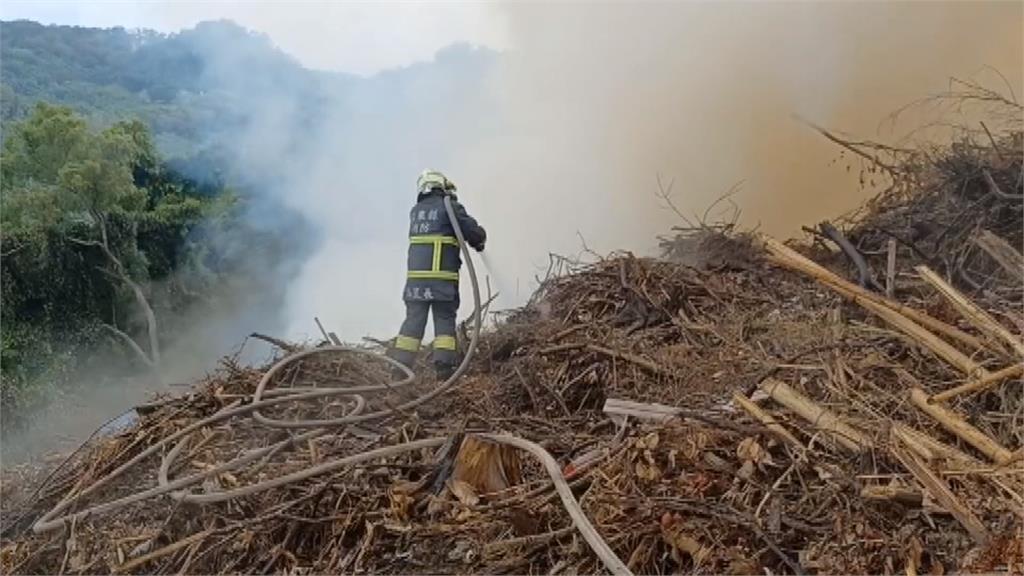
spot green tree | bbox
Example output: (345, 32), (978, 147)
(2, 105), (209, 399)
(59, 118), (162, 367)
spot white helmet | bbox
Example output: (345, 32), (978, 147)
(417, 169), (456, 194)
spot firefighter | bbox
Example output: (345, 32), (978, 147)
(389, 170), (486, 379)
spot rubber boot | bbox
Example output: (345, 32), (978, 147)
(434, 363), (456, 381)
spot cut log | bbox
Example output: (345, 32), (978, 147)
(452, 436), (522, 495)
(761, 236), (988, 376)
(931, 363), (1024, 403)
(758, 378), (871, 452)
(972, 229), (1024, 278)
(731, 392), (804, 450)
(908, 388), (1012, 464)
(916, 265), (1024, 357)
(891, 433), (989, 545)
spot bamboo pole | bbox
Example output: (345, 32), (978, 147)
(931, 363), (1024, 403)
(860, 484), (923, 505)
(761, 236), (987, 355)
(916, 265), (1024, 358)
(891, 424), (979, 465)
(731, 392), (804, 451)
(858, 297), (988, 378)
(758, 378), (871, 452)
(908, 388), (1012, 464)
(890, 433), (989, 545)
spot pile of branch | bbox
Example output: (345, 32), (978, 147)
(2, 94), (1022, 575)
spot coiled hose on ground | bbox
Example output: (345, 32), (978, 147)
(31, 196), (630, 575)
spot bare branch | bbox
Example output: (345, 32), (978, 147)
(979, 121), (1005, 161)
(982, 169), (1023, 201)
(575, 231), (602, 261)
(67, 237), (102, 248)
(101, 323), (155, 369)
(249, 332), (298, 352)
(1, 243), (27, 258)
(313, 317), (332, 343)
(77, 216), (162, 367)
(701, 181), (744, 228)
(795, 116), (900, 173)
(655, 173), (696, 228)
(980, 65), (1019, 105)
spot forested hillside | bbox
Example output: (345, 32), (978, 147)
(0, 20), (324, 428)
(1, 19), (335, 157)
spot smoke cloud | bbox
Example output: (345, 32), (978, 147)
(282, 1), (1022, 340)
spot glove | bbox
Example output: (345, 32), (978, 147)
(474, 239), (485, 252)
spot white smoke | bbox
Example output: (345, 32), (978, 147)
(174, 2), (1024, 342)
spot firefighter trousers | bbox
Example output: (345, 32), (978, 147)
(390, 300), (459, 370)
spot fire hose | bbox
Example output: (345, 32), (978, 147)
(31, 196), (631, 575)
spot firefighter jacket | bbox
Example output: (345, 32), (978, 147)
(403, 191), (486, 302)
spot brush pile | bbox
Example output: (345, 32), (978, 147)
(2, 95), (1021, 575)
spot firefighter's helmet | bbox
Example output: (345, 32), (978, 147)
(417, 169), (456, 194)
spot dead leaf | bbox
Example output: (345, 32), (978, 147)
(815, 465), (835, 481)
(737, 459), (755, 480)
(905, 536), (923, 576)
(736, 437), (774, 467)
(390, 479), (422, 495)
(447, 479), (480, 506)
(636, 432), (660, 450)
(129, 539), (154, 558)
(389, 491), (415, 520)
(635, 461), (662, 482)
(682, 431), (709, 460)
(0, 544), (18, 567)
(230, 530), (256, 552)
(426, 494), (451, 516)
(659, 518), (708, 565)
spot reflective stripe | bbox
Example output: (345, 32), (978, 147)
(410, 235), (459, 279)
(432, 238), (442, 272)
(409, 235), (458, 245)
(407, 270), (459, 281)
(395, 335), (421, 351)
(434, 336), (457, 350)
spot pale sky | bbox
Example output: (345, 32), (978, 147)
(0, 1), (511, 75)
